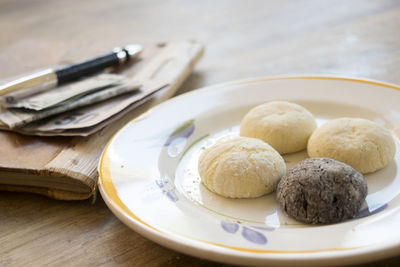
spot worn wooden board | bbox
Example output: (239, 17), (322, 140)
(0, 41), (204, 200)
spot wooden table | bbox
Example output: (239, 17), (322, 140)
(1, 0), (400, 266)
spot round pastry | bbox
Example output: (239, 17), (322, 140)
(307, 117), (396, 174)
(198, 136), (286, 198)
(277, 158), (367, 224)
(240, 101), (317, 154)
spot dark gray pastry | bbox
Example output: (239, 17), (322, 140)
(277, 158), (368, 224)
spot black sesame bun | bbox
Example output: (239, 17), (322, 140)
(277, 158), (368, 224)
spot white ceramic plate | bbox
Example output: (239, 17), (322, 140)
(98, 76), (400, 266)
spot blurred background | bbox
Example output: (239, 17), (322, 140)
(1, 0), (399, 93)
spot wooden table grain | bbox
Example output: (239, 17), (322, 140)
(1, 0), (400, 266)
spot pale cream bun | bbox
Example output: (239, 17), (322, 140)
(240, 101), (317, 154)
(198, 136), (286, 198)
(307, 117), (396, 174)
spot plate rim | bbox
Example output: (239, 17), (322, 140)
(98, 75), (400, 266)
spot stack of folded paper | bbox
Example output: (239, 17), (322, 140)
(0, 73), (167, 136)
(0, 41), (203, 137)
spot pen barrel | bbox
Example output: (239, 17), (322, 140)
(55, 52), (121, 85)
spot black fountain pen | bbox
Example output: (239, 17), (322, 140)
(0, 44), (142, 104)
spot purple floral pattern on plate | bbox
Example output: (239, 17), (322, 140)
(221, 220), (274, 245)
(242, 227), (267, 245)
(355, 203), (388, 219)
(155, 177), (179, 202)
(165, 191), (179, 202)
(164, 120), (195, 146)
(221, 221), (239, 233)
